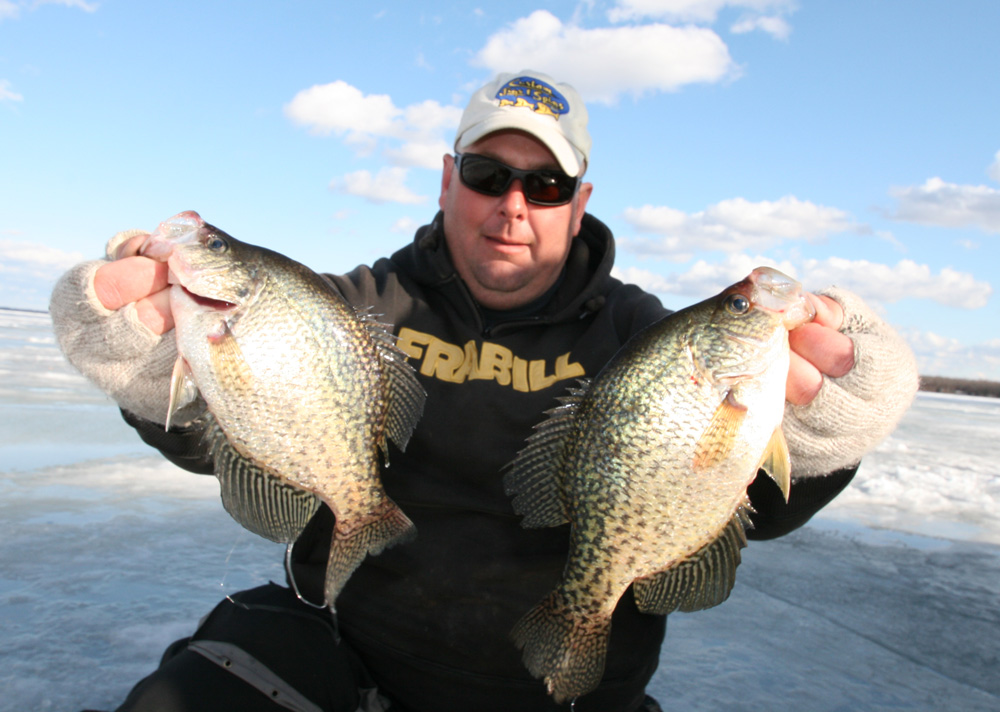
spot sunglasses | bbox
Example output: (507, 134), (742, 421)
(454, 153), (579, 206)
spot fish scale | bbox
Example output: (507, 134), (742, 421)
(504, 266), (814, 703)
(141, 211), (425, 609)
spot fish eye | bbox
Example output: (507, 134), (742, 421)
(205, 235), (228, 252)
(725, 294), (751, 314)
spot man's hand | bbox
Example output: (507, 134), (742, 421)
(786, 294), (855, 406)
(93, 233), (175, 335)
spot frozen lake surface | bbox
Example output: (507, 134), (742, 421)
(1, 309), (998, 711)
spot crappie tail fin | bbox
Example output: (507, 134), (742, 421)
(324, 500), (416, 606)
(511, 591), (610, 704)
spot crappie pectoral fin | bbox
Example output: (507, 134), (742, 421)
(510, 589), (610, 704)
(166, 357), (200, 431)
(502, 381), (590, 528)
(692, 390), (747, 471)
(205, 419), (321, 543)
(324, 500), (416, 607)
(757, 427), (791, 502)
(207, 320), (256, 387)
(632, 512), (749, 615)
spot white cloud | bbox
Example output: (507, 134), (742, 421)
(0, 239), (84, 276)
(390, 216), (420, 235)
(330, 168), (427, 205)
(285, 81), (402, 138)
(798, 257), (992, 310)
(888, 177), (1000, 234)
(614, 255), (991, 313)
(0, 1), (19, 20)
(36, 0), (98, 11)
(620, 195), (856, 258)
(0, 0), (97, 20)
(284, 80), (461, 170)
(613, 253), (799, 301)
(730, 14), (791, 40)
(0, 239), (87, 309)
(988, 150), (1000, 184)
(383, 140), (451, 170)
(473, 10), (738, 104)
(0, 79), (23, 102)
(608, 0), (796, 39)
(902, 329), (1000, 381)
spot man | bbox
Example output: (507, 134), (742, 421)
(52, 71), (918, 712)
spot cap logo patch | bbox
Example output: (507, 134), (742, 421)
(495, 76), (569, 120)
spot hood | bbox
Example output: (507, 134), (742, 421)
(390, 212), (617, 331)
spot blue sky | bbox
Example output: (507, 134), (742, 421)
(1, 0), (998, 380)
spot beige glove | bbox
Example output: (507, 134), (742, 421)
(48, 229), (204, 426)
(783, 286), (918, 479)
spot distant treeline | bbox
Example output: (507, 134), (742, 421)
(920, 376), (1000, 399)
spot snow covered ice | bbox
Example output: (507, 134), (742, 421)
(1, 309), (997, 711)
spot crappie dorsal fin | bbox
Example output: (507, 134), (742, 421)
(758, 427), (791, 502)
(632, 509), (750, 615)
(357, 309), (426, 454)
(204, 416), (321, 543)
(503, 380), (591, 528)
(692, 390), (747, 471)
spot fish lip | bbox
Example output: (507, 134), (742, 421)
(176, 283), (238, 311)
(166, 256), (241, 312)
(139, 211), (206, 261)
(743, 266), (816, 327)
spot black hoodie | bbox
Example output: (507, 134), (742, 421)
(125, 212), (855, 712)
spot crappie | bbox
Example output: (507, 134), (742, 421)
(503, 266), (815, 702)
(140, 211), (425, 608)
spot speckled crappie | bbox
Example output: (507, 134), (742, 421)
(140, 211), (425, 608)
(503, 267), (815, 702)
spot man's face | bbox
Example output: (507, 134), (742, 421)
(438, 131), (593, 311)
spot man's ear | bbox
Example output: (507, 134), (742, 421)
(439, 154), (455, 212)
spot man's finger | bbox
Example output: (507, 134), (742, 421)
(789, 323), (855, 379)
(134, 288), (175, 335)
(94, 257), (171, 312)
(112, 233), (150, 260)
(807, 293), (844, 330)
(786, 350), (823, 406)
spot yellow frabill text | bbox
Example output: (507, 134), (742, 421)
(397, 328), (585, 392)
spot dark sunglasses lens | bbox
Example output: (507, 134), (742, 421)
(458, 154), (576, 205)
(460, 156), (511, 196)
(525, 172), (574, 205)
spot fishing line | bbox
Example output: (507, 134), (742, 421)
(217, 527), (247, 595)
(285, 541), (326, 610)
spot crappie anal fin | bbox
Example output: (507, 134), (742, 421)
(166, 356), (200, 431)
(205, 417), (321, 544)
(632, 510), (750, 615)
(503, 380), (592, 528)
(324, 500), (416, 607)
(692, 390), (747, 471)
(757, 426), (791, 501)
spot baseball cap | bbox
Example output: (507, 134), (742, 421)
(454, 70), (591, 177)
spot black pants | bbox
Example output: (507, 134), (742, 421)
(113, 583), (664, 712)
(115, 583), (385, 712)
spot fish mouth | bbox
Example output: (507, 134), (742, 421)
(746, 266), (816, 327)
(179, 285), (237, 311)
(168, 270), (239, 311)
